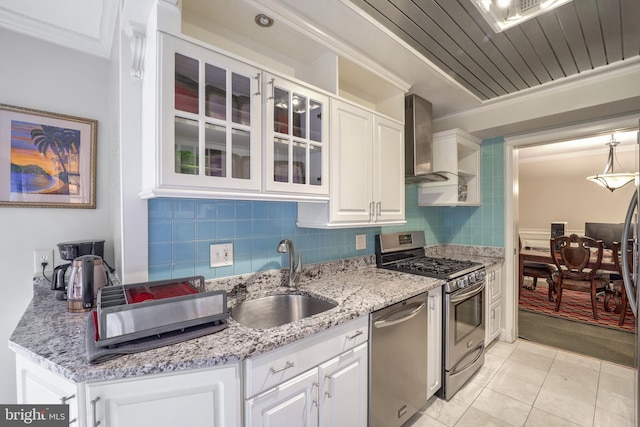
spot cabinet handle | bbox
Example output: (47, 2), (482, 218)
(429, 295), (436, 310)
(311, 382), (319, 407)
(59, 394), (75, 405)
(376, 201), (381, 216)
(270, 361), (294, 374)
(324, 376), (333, 398)
(254, 73), (262, 96)
(90, 397), (101, 427)
(346, 330), (363, 340)
(267, 78), (275, 100)
(369, 202), (374, 220)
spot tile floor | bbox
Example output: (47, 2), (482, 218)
(405, 339), (636, 427)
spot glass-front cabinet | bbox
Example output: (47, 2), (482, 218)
(264, 74), (329, 197)
(160, 33), (262, 194)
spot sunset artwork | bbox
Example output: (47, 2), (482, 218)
(10, 120), (81, 196)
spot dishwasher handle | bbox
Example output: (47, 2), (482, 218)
(374, 301), (426, 329)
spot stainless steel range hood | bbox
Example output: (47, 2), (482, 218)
(404, 94), (449, 183)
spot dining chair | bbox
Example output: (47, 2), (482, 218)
(550, 234), (609, 319)
(612, 240), (635, 326)
(520, 237), (556, 301)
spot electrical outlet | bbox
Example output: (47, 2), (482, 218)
(34, 249), (54, 274)
(356, 234), (367, 251)
(210, 243), (233, 267)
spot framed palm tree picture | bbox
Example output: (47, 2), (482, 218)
(0, 104), (97, 208)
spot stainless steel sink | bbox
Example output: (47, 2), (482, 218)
(230, 294), (337, 329)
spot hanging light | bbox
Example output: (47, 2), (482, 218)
(586, 135), (635, 192)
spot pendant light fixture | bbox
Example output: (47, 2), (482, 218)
(586, 134), (635, 192)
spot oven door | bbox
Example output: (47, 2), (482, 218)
(444, 280), (485, 371)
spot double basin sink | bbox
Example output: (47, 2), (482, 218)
(230, 293), (337, 329)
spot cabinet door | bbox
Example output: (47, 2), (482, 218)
(489, 302), (503, 342)
(86, 365), (240, 427)
(426, 286), (442, 399)
(373, 115), (405, 223)
(330, 100), (373, 223)
(318, 343), (368, 427)
(264, 74), (329, 196)
(160, 33), (262, 192)
(246, 368), (319, 427)
(15, 356), (79, 425)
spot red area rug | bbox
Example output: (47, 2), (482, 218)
(519, 284), (635, 332)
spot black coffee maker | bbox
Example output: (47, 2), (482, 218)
(51, 240), (106, 300)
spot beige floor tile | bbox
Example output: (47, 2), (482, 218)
(454, 379), (485, 405)
(507, 348), (554, 372)
(403, 411), (448, 427)
(470, 364), (499, 387)
(455, 406), (513, 427)
(548, 359), (600, 388)
(516, 340), (558, 359)
(533, 387), (595, 427)
(600, 360), (636, 380)
(487, 368), (544, 405)
(471, 388), (532, 427)
(555, 349), (602, 371)
(422, 396), (469, 427)
(487, 340), (519, 359)
(524, 408), (582, 427)
(596, 372), (635, 417)
(542, 372), (597, 406)
(594, 406), (635, 427)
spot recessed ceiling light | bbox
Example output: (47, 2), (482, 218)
(471, 0), (572, 32)
(255, 14), (274, 28)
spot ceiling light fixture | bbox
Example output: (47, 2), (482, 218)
(255, 14), (274, 28)
(471, 0), (572, 32)
(586, 135), (636, 192)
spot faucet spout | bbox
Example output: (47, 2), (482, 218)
(277, 239), (301, 288)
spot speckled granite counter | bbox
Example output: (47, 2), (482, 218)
(9, 251), (502, 385)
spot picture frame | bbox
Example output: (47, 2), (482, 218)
(0, 104), (97, 208)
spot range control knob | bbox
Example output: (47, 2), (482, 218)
(457, 277), (468, 288)
(468, 273), (477, 283)
(477, 270), (486, 280)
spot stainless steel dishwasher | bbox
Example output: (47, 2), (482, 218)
(369, 292), (428, 427)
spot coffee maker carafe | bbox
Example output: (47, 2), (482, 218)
(67, 255), (109, 313)
(51, 240), (106, 300)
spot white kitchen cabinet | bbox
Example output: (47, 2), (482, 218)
(485, 263), (504, 345)
(85, 364), (240, 427)
(318, 343), (368, 427)
(417, 129), (481, 206)
(16, 356), (80, 425)
(297, 99), (405, 228)
(147, 32), (263, 197)
(244, 316), (368, 427)
(141, 32), (330, 201)
(426, 285), (442, 400)
(263, 73), (329, 197)
(16, 354), (240, 427)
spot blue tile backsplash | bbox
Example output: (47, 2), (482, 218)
(148, 138), (505, 280)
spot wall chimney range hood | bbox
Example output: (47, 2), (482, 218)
(404, 94), (449, 183)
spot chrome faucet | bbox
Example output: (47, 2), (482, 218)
(277, 239), (301, 288)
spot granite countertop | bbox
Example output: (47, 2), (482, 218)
(9, 252), (503, 385)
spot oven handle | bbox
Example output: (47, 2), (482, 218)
(450, 281), (485, 304)
(450, 342), (485, 375)
(374, 302), (426, 328)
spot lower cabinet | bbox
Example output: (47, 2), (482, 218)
(16, 355), (241, 427)
(426, 286), (442, 400)
(485, 263), (504, 345)
(85, 364), (240, 427)
(244, 317), (369, 427)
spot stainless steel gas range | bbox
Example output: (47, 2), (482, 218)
(375, 231), (486, 402)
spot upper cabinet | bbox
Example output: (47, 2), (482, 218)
(297, 99), (405, 228)
(140, 33), (330, 201)
(417, 129), (481, 206)
(159, 33), (263, 195)
(263, 73), (329, 196)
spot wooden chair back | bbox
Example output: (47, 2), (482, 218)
(550, 234), (604, 281)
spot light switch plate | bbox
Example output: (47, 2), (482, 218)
(356, 234), (367, 251)
(210, 243), (233, 267)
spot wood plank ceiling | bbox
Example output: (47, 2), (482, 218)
(347, 0), (640, 100)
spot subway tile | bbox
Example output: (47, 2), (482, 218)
(172, 263), (195, 278)
(173, 199), (195, 219)
(217, 201), (235, 220)
(148, 198), (173, 221)
(148, 243), (172, 266)
(174, 221), (195, 242)
(173, 242), (195, 263)
(196, 199), (216, 219)
(148, 221), (172, 243)
(196, 220), (216, 240)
